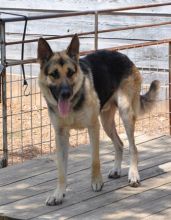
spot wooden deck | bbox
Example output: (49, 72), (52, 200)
(0, 134), (171, 220)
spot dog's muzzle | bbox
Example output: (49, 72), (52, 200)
(49, 84), (73, 118)
(60, 86), (72, 100)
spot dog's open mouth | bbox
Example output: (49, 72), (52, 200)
(49, 85), (72, 118)
(58, 99), (71, 118)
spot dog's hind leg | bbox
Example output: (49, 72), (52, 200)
(88, 118), (104, 192)
(100, 104), (124, 179)
(117, 92), (140, 187)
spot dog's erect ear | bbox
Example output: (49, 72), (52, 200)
(37, 38), (53, 66)
(66, 34), (79, 61)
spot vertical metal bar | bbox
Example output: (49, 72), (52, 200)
(30, 64), (33, 156)
(10, 66), (13, 164)
(169, 42), (171, 135)
(20, 66), (23, 163)
(0, 21), (8, 167)
(94, 11), (98, 50)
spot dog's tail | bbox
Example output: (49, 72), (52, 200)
(139, 80), (160, 115)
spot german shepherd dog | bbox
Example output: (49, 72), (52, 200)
(38, 34), (159, 206)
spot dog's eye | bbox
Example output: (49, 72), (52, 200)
(67, 68), (75, 78)
(50, 70), (60, 79)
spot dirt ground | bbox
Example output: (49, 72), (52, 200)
(0, 75), (169, 165)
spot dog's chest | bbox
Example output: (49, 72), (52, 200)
(58, 108), (93, 129)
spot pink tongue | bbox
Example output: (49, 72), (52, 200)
(58, 99), (71, 117)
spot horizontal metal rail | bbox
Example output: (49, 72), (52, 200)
(0, 2), (171, 22)
(105, 12), (171, 17)
(3, 33), (157, 42)
(5, 38), (171, 67)
(0, 7), (77, 13)
(1, 7), (171, 18)
(5, 20), (171, 46)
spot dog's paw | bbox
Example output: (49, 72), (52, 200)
(91, 175), (104, 192)
(46, 189), (65, 206)
(128, 169), (140, 187)
(108, 169), (121, 179)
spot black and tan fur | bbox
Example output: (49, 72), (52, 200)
(38, 34), (160, 206)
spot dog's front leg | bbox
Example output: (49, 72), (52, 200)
(46, 128), (69, 206)
(88, 119), (104, 192)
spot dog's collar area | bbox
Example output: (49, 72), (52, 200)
(73, 92), (85, 111)
(71, 77), (85, 111)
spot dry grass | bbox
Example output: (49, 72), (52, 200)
(0, 74), (169, 165)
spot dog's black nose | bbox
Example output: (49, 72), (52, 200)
(61, 89), (71, 99)
(59, 83), (73, 100)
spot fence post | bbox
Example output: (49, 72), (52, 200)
(94, 11), (98, 50)
(0, 21), (8, 167)
(169, 42), (171, 135)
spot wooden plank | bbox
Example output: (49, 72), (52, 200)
(0, 135), (169, 219)
(108, 190), (171, 220)
(0, 136), (170, 206)
(32, 164), (171, 220)
(1, 160), (171, 220)
(0, 135), (169, 208)
(131, 194), (171, 219)
(0, 215), (20, 220)
(0, 135), (166, 188)
(144, 208), (171, 220)
(71, 183), (171, 220)
(0, 158), (56, 186)
(0, 134), (163, 186)
(0, 216), (20, 220)
(1, 145), (171, 207)
(74, 182), (171, 219)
